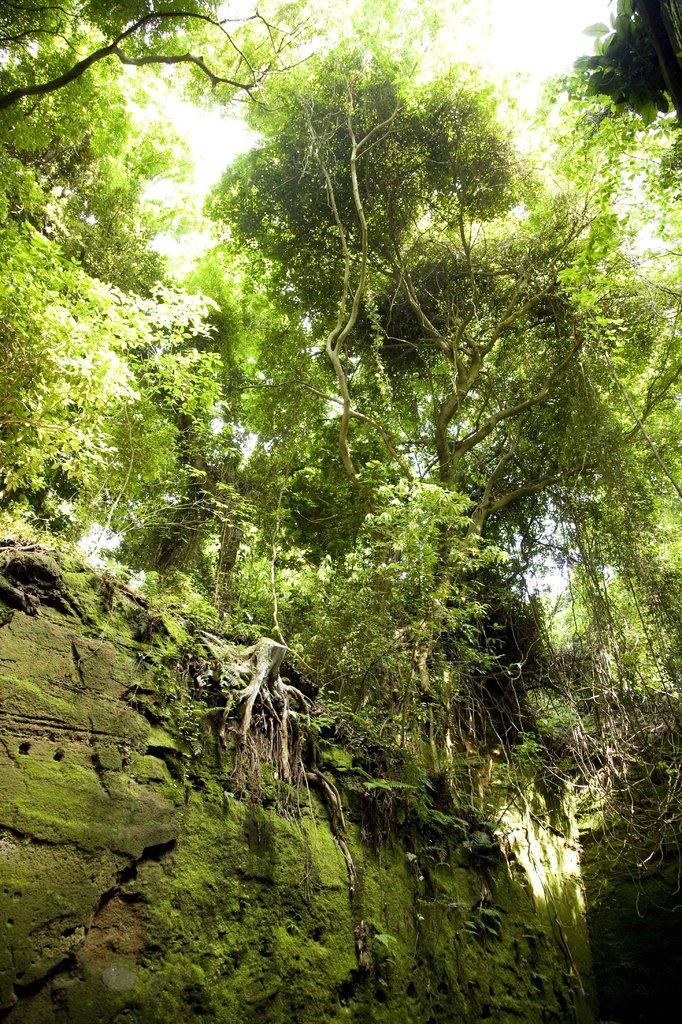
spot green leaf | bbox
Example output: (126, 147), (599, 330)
(583, 22), (610, 38)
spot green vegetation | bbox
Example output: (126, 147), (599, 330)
(0, 549), (591, 1021)
(574, 0), (670, 119)
(1, 0), (681, 951)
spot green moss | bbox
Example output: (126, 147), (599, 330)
(584, 833), (682, 1024)
(127, 775), (587, 1024)
(0, 545), (596, 1023)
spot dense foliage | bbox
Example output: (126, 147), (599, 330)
(1, 0), (681, 866)
(574, 0), (670, 119)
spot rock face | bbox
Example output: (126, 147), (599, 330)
(583, 826), (682, 1024)
(0, 544), (594, 1023)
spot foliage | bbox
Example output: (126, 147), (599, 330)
(0, 222), (137, 496)
(574, 0), (669, 121)
(0, 219), (220, 537)
(0, 1), (303, 111)
(211, 47), (635, 569)
(1, 0), (682, 876)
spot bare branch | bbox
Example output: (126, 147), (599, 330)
(488, 474), (561, 513)
(392, 258), (452, 354)
(308, 117), (359, 486)
(480, 279), (554, 356)
(305, 87), (400, 488)
(113, 48), (268, 92)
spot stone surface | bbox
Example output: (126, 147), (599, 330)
(0, 546), (596, 1023)
(583, 827), (682, 1024)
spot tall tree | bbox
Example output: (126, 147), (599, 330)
(211, 52), (602, 539)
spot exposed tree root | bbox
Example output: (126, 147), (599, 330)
(307, 761), (370, 972)
(218, 638), (311, 798)
(307, 766), (357, 892)
(213, 636), (369, 970)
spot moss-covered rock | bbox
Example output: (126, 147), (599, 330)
(0, 544), (595, 1023)
(583, 825), (682, 1024)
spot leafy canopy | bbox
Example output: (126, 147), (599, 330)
(0, 0), (681, 856)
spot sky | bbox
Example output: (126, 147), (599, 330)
(485, 0), (613, 80)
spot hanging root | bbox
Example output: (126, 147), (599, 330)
(307, 761), (370, 972)
(307, 766), (358, 894)
(218, 638), (311, 798)
(215, 637), (369, 970)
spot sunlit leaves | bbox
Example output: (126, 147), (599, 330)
(0, 224), (217, 501)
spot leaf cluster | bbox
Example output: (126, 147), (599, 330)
(574, 1), (669, 121)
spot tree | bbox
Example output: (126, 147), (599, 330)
(0, 1), (297, 550)
(1, 0), (681, 801)
(0, 220), (219, 525)
(574, 0), (679, 121)
(211, 51), (602, 541)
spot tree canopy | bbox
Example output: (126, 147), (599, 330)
(1, 0), (681, 865)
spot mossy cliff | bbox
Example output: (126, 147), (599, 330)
(0, 543), (594, 1023)
(582, 820), (682, 1024)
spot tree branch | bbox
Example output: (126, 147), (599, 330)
(0, 9), (280, 111)
(306, 86), (400, 488)
(309, 119), (360, 486)
(468, 472), (561, 538)
(113, 48), (268, 91)
(300, 384), (413, 478)
(440, 334), (584, 483)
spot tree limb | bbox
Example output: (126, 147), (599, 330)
(468, 472), (561, 537)
(307, 87), (400, 488)
(0, 9), (281, 110)
(310, 128), (361, 486)
(300, 384), (413, 478)
(440, 334), (584, 484)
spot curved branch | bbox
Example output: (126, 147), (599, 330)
(440, 335), (584, 484)
(304, 87), (401, 488)
(468, 473), (561, 538)
(312, 138), (360, 485)
(393, 258), (451, 354)
(0, 9), (275, 111)
(300, 383), (413, 478)
(113, 48), (268, 91)
(0, 36), (120, 109)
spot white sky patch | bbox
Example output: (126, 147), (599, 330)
(163, 97), (260, 197)
(77, 524), (123, 566)
(240, 432), (259, 459)
(168, 1), (616, 180)
(526, 563), (570, 600)
(149, 229), (214, 261)
(217, 0), (257, 20)
(485, 0), (614, 81)
(136, 84), (260, 272)
(143, 179), (179, 204)
(432, 0), (615, 112)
